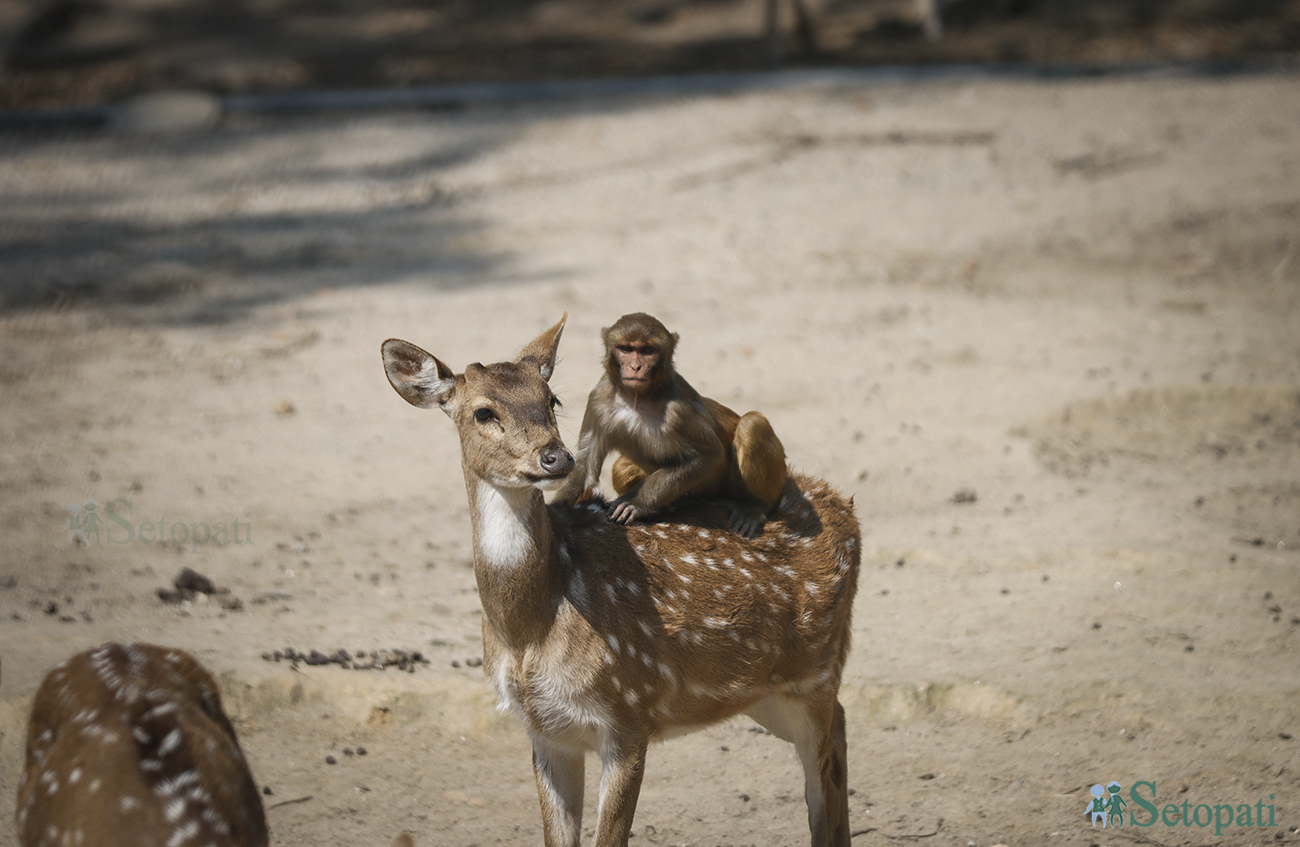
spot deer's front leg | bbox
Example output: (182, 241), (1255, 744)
(594, 733), (650, 847)
(533, 740), (585, 847)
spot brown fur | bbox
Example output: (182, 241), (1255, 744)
(554, 312), (789, 537)
(382, 316), (860, 847)
(16, 643), (268, 847)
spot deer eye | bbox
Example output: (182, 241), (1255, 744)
(473, 408), (497, 424)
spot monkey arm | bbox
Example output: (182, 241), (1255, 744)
(615, 402), (727, 517)
(552, 392), (609, 504)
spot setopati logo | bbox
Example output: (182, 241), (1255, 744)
(1087, 780), (1277, 836)
(63, 498), (253, 553)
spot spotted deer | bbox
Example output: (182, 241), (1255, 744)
(16, 643), (269, 847)
(381, 315), (861, 847)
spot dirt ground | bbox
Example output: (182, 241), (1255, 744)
(1, 4), (1300, 846)
(2, 0), (1300, 109)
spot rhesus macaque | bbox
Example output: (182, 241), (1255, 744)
(553, 312), (789, 537)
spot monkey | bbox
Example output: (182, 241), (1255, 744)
(552, 312), (789, 538)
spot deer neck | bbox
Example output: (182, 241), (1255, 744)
(465, 473), (563, 651)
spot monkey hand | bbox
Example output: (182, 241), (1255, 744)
(607, 497), (642, 525)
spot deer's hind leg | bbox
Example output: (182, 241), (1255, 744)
(745, 694), (850, 847)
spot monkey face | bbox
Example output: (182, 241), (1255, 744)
(613, 342), (663, 393)
(602, 313), (677, 397)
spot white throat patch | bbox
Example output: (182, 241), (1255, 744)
(474, 483), (534, 569)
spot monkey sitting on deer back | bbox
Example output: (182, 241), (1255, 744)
(553, 312), (789, 538)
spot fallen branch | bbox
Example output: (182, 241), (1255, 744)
(266, 795), (313, 811)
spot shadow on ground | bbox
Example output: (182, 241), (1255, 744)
(0, 118), (514, 323)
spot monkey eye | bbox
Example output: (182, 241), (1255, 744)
(473, 407), (498, 424)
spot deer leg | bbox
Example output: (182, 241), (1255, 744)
(533, 740), (586, 847)
(594, 733), (650, 847)
(764, 0), (783, 62)
(745, 695), (850, 847)
(791, 0), (817, 55)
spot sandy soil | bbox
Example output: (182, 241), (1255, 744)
(1, 67), (1299, 847)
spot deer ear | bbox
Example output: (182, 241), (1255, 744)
(382, 339), (457, 410)
(515, 313), (566, 382)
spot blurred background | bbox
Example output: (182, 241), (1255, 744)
(2, 0), (1298, 109)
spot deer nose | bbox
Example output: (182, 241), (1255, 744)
(540, 445), (574, 475)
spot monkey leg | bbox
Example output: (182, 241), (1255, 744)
(611, 455), (649, 497)
(733, 411), (788, 508)
(727, 412), (789, 537)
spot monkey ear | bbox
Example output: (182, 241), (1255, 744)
(515, 313), (566, 382)
(382, 338), (458, 411)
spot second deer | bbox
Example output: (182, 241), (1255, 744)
(16, 642), (268, 847)
(382, 315), (861, 847)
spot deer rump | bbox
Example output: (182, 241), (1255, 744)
(487, 473), (860, 751)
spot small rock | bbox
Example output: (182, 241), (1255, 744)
(175, 567), (219, 595)
(110, 91), (222, 134)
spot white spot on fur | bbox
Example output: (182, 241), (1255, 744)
(165, 797), (186, 822)
(158, 728), (182, 755)
(166, 819), (199, 847)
